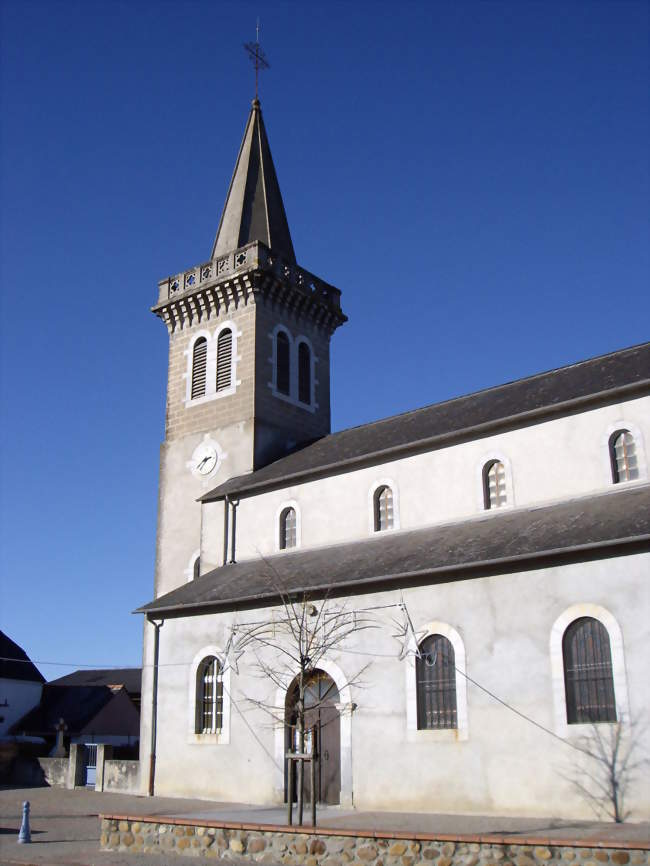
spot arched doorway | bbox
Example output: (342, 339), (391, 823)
(285, 670), (341, 805)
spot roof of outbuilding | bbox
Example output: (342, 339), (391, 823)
(10, 683), (140, 738)
(137, 484), (650, 617)
(49, 668), (141, 695)
(202, 342), (650, 502)
(0, 631), (45, 683)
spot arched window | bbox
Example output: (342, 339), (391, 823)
(276, 331), (290, 395)
(373, 485), (394, 531)
(279, 507), (297, 550)
(610, 430), (638, 483)
(563, 617), (616, 724)
(191, 337), (207, 399)
(416, 634), (457, 730)
(298, 342), (311, 404)
(216, 328), (232, 392)
(483, 460), (507, 509)
(196, 656), (223, 734)
(193, 556), (201, 580)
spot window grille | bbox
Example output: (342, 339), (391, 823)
(280, 507), (297, 549)
(276, 332), (290, 395)
(416, 634), (457, 730)
(484, 460), (507, 509)
(191, 338), (207, 399)
(374, 485), (394, 531)
(563, 617), (616, 724)
(216, 329), (233, 392)
(196, 657), (223, 733)
(298, 342), (311, 404)
(610, 430), (638, 483)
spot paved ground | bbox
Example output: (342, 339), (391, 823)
(0, 786), (648, 866)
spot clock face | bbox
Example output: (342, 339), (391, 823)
(196, 448), (217, 475)
(188, 440), (221, 479)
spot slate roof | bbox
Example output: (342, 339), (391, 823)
(202, 342), (650, 502)
(0, 631), (45, 683)
(211, 99), (296, 263)
(49, 668), (141, 696)
(138, 484), (650, 617)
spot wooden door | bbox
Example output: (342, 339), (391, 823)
(286, 671), (341, 805)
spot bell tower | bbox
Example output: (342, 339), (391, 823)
(151, 98), (346, 598)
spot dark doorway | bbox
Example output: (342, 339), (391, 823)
(285, 670), (341, 805)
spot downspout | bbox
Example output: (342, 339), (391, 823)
(223, 495), (230, 566)
(230, 498), (239, 563)
(148, 617), (164, 797)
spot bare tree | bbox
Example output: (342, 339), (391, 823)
(221, 578), (374, 825)
(568, 717), (648, 823)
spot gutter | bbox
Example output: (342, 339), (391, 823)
(134, 531), (650, 618)
(201, 379), (650, 503)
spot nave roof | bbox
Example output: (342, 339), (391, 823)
(202, 342), (650, 503)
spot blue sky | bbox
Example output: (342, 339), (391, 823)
(1, 0), (648, 678)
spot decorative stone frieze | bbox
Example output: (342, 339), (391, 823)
(154, 241), (346, 335)
(99, 815), (650, 863)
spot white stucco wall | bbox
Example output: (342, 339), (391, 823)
(228, 398), (649, 562)
(142, 551), (650, 819)
(0, 679), (43, 736)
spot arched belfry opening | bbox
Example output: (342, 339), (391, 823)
(285, 670), (341, 805)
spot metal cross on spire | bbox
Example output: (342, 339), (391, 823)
(244, 19), (270, 100)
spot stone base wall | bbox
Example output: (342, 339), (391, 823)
(100, 817), (649, 864)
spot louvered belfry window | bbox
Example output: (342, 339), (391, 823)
(191, 337), (207, 399)
(563, 617), (616, 724)
(276, 331), (290, 395)
(298, 342), (311, 404)
(197, 656), (223, 734)
(216, 328), (233, 392)
(610, 430), (638, 483)
(374, 485), (394, 531)
(416, 634), (458, 730)
(280, 507), (297, 549)
(484, 460), (507, 509)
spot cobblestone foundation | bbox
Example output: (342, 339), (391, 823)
(99, 816), (650, 864)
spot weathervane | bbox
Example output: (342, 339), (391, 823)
(244, 19), (269, 100)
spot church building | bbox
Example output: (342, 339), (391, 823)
(137, 96), (650, 819)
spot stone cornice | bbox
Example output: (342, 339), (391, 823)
(152, 241), (347, 335)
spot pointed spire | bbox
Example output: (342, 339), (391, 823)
(211, 99), (296, 264)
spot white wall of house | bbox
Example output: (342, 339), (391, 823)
(141, 550), (650, 820)
(218, 397), (649, 565)
(0, 679), (43, 736)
